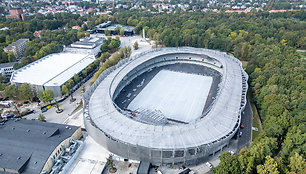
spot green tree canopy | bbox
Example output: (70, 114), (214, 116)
(38, 90), (54, 103)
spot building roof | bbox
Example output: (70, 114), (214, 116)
(0, 119), (79, 174)
(0, 62), (17, 69)
(69, 37), (104, 49)
(4, 39), (29, 50)
(11, 52), (95, 86)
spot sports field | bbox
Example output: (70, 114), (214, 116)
(128, 70), (212, 123)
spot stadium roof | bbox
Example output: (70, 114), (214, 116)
(11, 52), (95, 87)
(86, 47), (248, 149)
(0, 119), (79, 174)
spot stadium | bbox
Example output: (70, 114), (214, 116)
(83, 47), (248, 166)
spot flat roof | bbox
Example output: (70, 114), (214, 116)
(69, 37), (104, 49)
(4, 39), (29, 50)
(0, 62), (17, 69)
(11, 52), (95, 86)
(0, 119), (79, 174)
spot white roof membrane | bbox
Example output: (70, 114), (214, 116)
(128, 70), (212, 123)
(11, 53), (94, 86)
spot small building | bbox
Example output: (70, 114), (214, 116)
(33, 30), (42, 38)
(64, 37), (104, 56)
(0, 119), (82, 174)
(6, 7), (24, 21)
(95, 23), (134, 36)
(10, 52), (95, 97)
(3, 39), (29, 59)
(0, 62), (16, 82)
(72, 25), (81, 30)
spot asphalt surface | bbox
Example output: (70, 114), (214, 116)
(237, 97), (253, 150)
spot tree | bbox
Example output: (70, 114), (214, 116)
(120, 29), (125, 36)
(73, 74), (80, 84)
(38, 114), (46, 122)
(104, 29), (111, 36)
(100, 42), (109, 53)
(5, 85), (17, 98)
(133, 41), (139, 50)
(109, 38), (121, 50)
(100, 52), (111, 62)
(61, 85), (69, 96)
(257, 156), (279, 174)
(67, 79), (75, 101)
(17, 83), (33, 101)
(0, 74), (4, 83)
(106, 154), (117, 173)
(54, 101), (63, 113)
(82, 69), (88, 78)
(38, 90), (54, 103)
(217, 152), (241, 174)
(289, 153), (305, 173)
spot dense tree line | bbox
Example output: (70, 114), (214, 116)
(2, 83), (34, 101)
(0, 13), (87, 67)
(113, 10), (306, 173)
(91, 45), (131, 85)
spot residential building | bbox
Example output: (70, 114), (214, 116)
(3, 39), (29, 59)
(0, 62), (16, 82)
(6, 7), (25, 21)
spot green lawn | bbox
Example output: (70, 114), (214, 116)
(248, 91), (262, 140)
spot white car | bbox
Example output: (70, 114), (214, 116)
(229, 150), (235, 155)
(206, 162), (213, 168)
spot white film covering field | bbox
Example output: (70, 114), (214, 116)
(128, 70), (213, 123)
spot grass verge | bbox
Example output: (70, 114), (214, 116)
(248, 91), (262, 140)
(71, 100), (83, 115)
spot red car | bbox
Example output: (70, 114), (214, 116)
(240, 125), (244, 129)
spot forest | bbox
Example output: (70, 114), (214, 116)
(0, 13), (87, 67)
(112, 10), (305, 174)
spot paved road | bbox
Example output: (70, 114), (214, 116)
(237, 97), (253, 150)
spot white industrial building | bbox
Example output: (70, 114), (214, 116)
(63, 37), (104, 56)
(11, 52), (95, 97)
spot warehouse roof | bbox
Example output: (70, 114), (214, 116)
(0, 119), (79, 174)
(69, 37), (104, 49)
(10, 52), (95, 86)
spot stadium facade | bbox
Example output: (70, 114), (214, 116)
(83, 47), (248, 166)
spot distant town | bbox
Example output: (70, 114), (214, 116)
(0, 0), (305, 18)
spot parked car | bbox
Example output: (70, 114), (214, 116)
(228, 150), (235, 155)
(206, 162), (213, 169)
(240, 124), (244, 129)
(239, 132), (243, 137)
